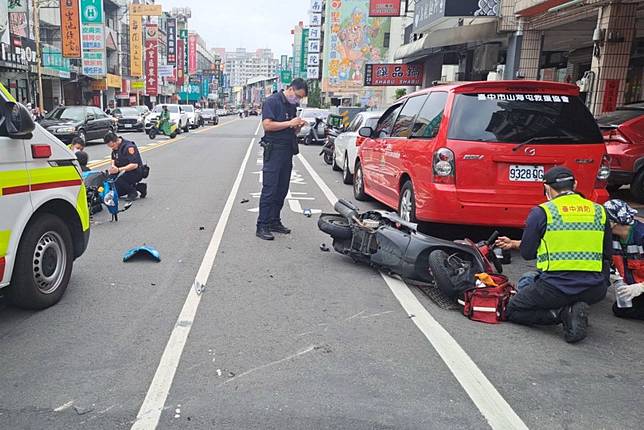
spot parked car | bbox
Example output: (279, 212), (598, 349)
(40, 105), (114, 144)
(200, 108), (219, 125)
(354, 80), (610, 228)
(216, 108), (227, 117)
(112, 107), (145, 132)
(249, 108), (259, 116)
(144, 104), (189, 133)
(180, 105), (200, 130)
(132, 105), (150, 119)
(297, 108), (330, 141)
(597, 103), (644, 200)
(333, 111), (383, 184)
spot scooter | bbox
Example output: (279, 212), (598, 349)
(304, 117), (327, 146)
(148, 119), (178, 140)
(82, 170), (133, 222)
(319, 124), (342, 166)
(318, 199), (503, 298)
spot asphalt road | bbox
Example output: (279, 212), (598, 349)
(0, 117), (642, 429)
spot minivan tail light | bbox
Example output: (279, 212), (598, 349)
(31, 144), (52, 159)
(433, 148), (455, 184)
(595, 154), (610, 188)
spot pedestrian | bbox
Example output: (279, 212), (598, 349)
(495, 167), (612, 343)
(256, 78), (308, 241)
(604, 199), (644, 320)
(104, 132), (147, 201)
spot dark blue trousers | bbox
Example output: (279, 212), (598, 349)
(115, 169), (143, 197)
(257, 147), (293, 228)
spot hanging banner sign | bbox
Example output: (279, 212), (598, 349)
(130, 4), (163, 16)
(176, 39), (185, 86)
(81, 24), (104, 50)
(364, 63), (424, 86)
(60, 0), (82, 58)
(80, 0), (103, 24)
(129, 14), (143, 77)
(188, 34), (197, 75)
(369, 0), (402, 17)
(145, 24), (159, 96)
(82, 50), (106, 77)
(180, 29), (188, 78)
(166, 18), (176, 65)
(158, 65), (174, 78)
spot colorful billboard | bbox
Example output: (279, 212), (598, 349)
(145, 24), (158, 96)
(129, 15), (143, 77)
(60, 0), (82, 58)
(322, 0), (391, 92)
(364, 63), (424, 86)
(369, 0), (402, 17)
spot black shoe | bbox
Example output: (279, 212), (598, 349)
(270, 223), (291, 234)
(560, 302), (590, 343)
(125, 193), (139, 202)
(256, 227), (275, 241)
(136, 183), (147, 199)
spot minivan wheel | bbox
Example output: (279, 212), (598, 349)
(342, 155), (354, 184)
(399, 181), (417, 223)
(631, 171), (644, 203)
(353, 161), (368, 201)
(7, 214), (73, 310)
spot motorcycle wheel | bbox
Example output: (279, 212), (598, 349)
(170, 131), (177, 139)
(148, 129), (157, 140)
(304, 135), (312, 146)
(317, 214), (352, 240)
(323, 151), (333, 165)
(428, 250), (461, 299)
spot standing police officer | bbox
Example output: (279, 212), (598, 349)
(256, 79), (308, 241)
(104, 132), (147, 202)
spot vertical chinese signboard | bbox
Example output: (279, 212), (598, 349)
(180, 29), (189, 78)
(145, 24), (158, 96)
(129, 14), (143, 77)
(300, 28), (309, 76)
(60, 0), (81, 58)
(166, 18), (177, 65)
(176, 40), (185, 86)
(80, 0), (105, 77)
(188, 34), (197, 76)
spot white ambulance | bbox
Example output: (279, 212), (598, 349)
(0, 84), (90, 309)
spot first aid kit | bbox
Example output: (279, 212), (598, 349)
(458, 274), (516, 324)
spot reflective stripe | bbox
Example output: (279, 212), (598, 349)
(626, 245), (644, 254)
(76, 184), (90, 231)
(0, 82), (16, 103)
(538, 252), (603, 263)
(0, 166), (80, 196)
(0, 230), (10, 257)
(613, 241), (623, 251)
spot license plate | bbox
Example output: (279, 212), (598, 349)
(124, 124), (133, 128)
(509, 165), (544, 182)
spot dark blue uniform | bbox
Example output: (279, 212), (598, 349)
(111, 138), (144, 198)
(257, 91), (297, 228)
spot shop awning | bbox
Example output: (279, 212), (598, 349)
(395, 21), (500, 62)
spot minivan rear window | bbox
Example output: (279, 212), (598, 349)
(448, 93), (604, 144)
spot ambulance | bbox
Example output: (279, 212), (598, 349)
(0, 84), (90, 309)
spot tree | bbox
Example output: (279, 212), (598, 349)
(307, 80), (322, 108)
(394, 88), (407, 100)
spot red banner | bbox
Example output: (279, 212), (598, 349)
(60, 0), (82, 58)
(145, 25), (159, 96)
(188, 34), (197, 75)
(364, 63), (424, 86)
(176, 40), (185, 86)
(369, 0), (402, 17)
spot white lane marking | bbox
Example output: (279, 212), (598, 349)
(131, 121), (262, 430)
(297, 152), (529, 430)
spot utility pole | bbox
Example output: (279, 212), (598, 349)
(32, 0), (44, 111)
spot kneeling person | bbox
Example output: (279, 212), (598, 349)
(104, 132), (147, 201)
(496, 167), (611, 343)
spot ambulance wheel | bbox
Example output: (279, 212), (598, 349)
(428, 250), (460, 300)
(7, 214), (73, 310)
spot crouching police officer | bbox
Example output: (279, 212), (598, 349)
(104, 132), (147, 201)
(496, 167), (611, 343)
(256, 78), (308, 241)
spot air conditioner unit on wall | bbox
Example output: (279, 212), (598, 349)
(473, 44), (500, 73)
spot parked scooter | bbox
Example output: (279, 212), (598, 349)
(318, 199), (503, 298)
(320, 122), (343, 166)
(148, 118), (177, 140)
(304, 117), (327, 146)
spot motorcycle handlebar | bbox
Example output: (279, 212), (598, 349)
(486, 231), (500, 247)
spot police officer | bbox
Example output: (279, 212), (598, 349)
(256, 78), (308, 241)
(495, 167), (612, 343)
(104, 132), (147, 201)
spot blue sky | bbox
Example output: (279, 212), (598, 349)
(158, 0), (310, 56)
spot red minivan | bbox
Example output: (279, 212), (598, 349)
(353, 81), (610, 228)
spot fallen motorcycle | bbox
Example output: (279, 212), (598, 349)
(82, 170), (133, 221)
(318, 199), (503, 299)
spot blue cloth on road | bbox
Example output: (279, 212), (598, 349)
(123, 245), (161, 263)
(519, 203), (612, 294)
(257, 146), (293, 227)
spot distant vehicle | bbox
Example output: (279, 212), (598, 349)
(145, 104), (189, 133)
(597, 103), (644, 199)
(40, 106), (114, 144)
(132, 105), (150, 118)
(200, 109), (219, 125)
(180, 105), (200, 129)
(297, 108), (330, 141)
(249, 108), (259, 116)
(112, 107), (144, 132)
(355, 80), (610, 227)
(216, 109), (227, 117)
(333, 111), (383, 184)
